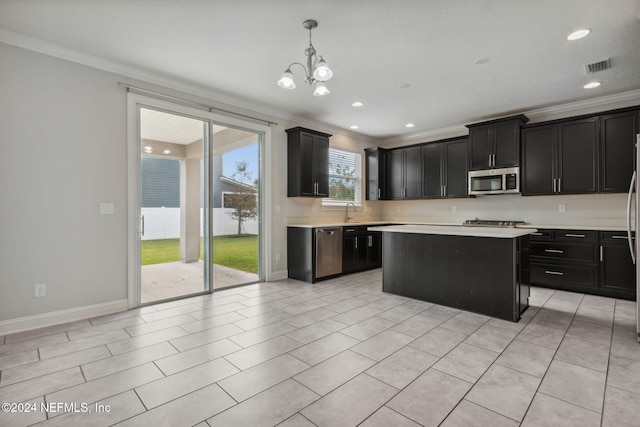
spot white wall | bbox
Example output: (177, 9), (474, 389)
(0, 43), (128, 322)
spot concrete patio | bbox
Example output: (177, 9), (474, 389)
(141, 261), (259, 303)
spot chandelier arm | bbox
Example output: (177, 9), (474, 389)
(288, 62), (315, 85)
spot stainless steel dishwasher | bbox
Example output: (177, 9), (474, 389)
(315, 227), (343, 279)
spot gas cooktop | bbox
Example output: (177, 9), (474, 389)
(462, 219), (526, 228)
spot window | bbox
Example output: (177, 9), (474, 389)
(323, 147), (362, 205)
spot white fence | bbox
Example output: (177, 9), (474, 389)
(141, 207), (258, 240)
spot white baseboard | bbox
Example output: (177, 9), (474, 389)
(0, 299), (129, 336)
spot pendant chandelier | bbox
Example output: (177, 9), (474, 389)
(277, 19), (334, 96)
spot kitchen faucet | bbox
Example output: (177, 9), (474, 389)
(344, 202), (357, 222)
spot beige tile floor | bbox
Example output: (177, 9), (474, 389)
(0, 269), (639, 426)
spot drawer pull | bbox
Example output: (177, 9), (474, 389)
(544, 270), (564, 276)
(565, 233), (585, 238)
(611, 235), (627, 239)
(531, 232), (543, 236)
(544, 249), (564, 254)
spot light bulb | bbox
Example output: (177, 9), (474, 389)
(277, 69), (296, 89)
(313, 81), (330, 96)
(312, 58), (333, 81)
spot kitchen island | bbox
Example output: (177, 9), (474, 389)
(368, 224), (538, 322)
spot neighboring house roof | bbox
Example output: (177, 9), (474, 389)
(220, 176), (258, 193)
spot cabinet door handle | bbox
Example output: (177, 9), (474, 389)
(558, 178), (562, 193)
(378, 188), (381, 199)
(565, 234), (585, 238)
(544, 270), (564, 276)
(492, 154), (496, 167)
(368, 235), (373, 247)
(544, 249), (564, 254)
(354, 238), (358, 249)
(553, 178), (557, 193)
(488, 154), (492, 167)
(600, 245), (604, 262)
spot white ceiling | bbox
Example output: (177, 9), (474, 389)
(1, 0), (639, 140)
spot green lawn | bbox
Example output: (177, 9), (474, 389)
(141, 235), (258, 273)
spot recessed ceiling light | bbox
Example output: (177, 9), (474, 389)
(143, 146), (153, 153)
(475, 57), (490, 65)
(350, 125), (359, 129)
(567, 29), (590, 40)
(405, 123), (415, 128)
(584, 81), (601, 89)
(399, 83), (411, 90)
(163, 149), (171, 154)
(351, 101), (364, 107)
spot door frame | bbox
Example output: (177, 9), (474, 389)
(126, 93), (272, 308)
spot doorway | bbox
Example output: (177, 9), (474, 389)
(128, 95), (266, 306)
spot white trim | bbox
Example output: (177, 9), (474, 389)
(0, 300), (129, 336)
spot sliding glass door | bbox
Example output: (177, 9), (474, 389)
(139, 108), (210, 303)
(130, 97), (264, 306)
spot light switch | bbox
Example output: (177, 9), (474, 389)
(100, 202), (114, 215)
(559, 204), (566, 213)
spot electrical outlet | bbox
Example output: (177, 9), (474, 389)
(35, 284), (46, 298)
(452, 205), (457, 213)
(396, 207), (401, 213)
(559, 204), (566, 213)
(275, 253), (281, 262)
(99, 202), (114, 215)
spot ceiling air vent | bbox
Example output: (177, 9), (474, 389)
(584, 58), (610, 74)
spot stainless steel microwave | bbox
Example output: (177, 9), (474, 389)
(468, 167), (520, 195)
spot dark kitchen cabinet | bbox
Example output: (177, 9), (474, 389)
(599, 111), (638, 193)
(599, 231), (636, 299)
(559, 118), (599, 194)
(343, 226), (382, 273)
(287, 127), (331, 197)
(467, 115), (528, 170)
(387, 146), (421, 199)
(421, 138), (468, 198)
(521, 125), (555, 195)
(528, 229), (635, 300)
(364, 147), (387, 200)
(522, 117), (599, 195)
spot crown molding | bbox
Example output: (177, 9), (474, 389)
(382, 89), (640, 147)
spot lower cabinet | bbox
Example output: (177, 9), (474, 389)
(343, 226), (382, 274)
(529, 229), (635, 299)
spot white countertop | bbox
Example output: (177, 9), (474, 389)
(368, 224), (538, 239)
(288, 221), (629, 232)
(287, 221), (393, 228)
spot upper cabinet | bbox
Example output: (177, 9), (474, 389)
(287, 127), (331, 197)
(599, 111), (638, 193)
(522, 109), (638, 196)
(364, 147), (387, 200)
(421, 138), (468, 198)
(467, 115), (528, 170)
(386, 146), (422, 200)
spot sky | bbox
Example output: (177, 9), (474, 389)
(222, 144), (259, 183)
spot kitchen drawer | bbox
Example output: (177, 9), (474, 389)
(554, 230), (597, 242)
(530, 242), (596, 263)
(529, 230), (553, 241)
(343, 225), (369, 234)
(600, 231), (634, 243)
(530, 263), (597, 288)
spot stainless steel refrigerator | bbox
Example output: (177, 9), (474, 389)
(626, 134), (640, 342)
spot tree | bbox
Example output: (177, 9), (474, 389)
(225, 161), (258, 236)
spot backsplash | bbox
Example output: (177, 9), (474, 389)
(378, 192), (632, 228)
